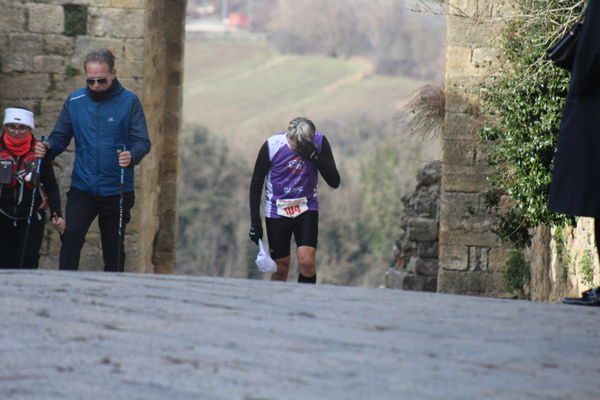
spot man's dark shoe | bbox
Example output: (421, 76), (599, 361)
(563, 287), (600, 306)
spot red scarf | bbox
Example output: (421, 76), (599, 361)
(3, 132), (33, 156)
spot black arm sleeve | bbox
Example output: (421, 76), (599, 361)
(249, 141), (270, 226)
(313, 136), (340, 188)
(39, 154), (62, 217)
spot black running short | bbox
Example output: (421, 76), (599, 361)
(265, 210), (318, 260)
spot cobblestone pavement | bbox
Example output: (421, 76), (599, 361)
(1, 270), (599, 400)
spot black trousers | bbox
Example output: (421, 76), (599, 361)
(0, 211), (46, 269)
(60, 188), (134, 272)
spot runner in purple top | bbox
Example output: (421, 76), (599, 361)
(249, 117), (340, 283)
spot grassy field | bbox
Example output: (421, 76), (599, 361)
(183, 38), (425, 162)
(180, 37), (440, 286)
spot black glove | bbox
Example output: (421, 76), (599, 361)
(295, 139), (319, 160)
(249, 224), (263, 245)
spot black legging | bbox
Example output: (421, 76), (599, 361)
(0, 212), (46, 269)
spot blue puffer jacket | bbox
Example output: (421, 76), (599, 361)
(49, 79), (151, 197)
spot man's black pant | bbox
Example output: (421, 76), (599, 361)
(60, 188), (134, 272)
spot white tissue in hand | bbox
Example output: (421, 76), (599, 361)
(255, 239), (277, 273)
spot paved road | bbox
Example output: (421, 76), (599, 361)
(1, 270), (599, 399)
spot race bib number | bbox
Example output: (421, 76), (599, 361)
(276, 197), (308, 218)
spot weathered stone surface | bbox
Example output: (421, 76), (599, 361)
(446, 46), (472, 69)
(0, 1), (26, 33)
(112, 0), (146, 8)
(2, 271), (599, 399)
(88, 7), (146, 38)
(385, 269), (437, 291)
(28, 4), (64, 34)
(444, 112), (481, 140)
(0, 73), (50, 98)
(72, 36), (124, 66)
(407, 217), (438, 242)
(442, 164), (494, 192)
(44, 34), (75, 56)
(389, 161), (440, 291)
(439, 244), (469, 271)
(439, 225), (500, 248)
(33, 55), (66, 74)
(442, 138), (477, 165)
(438, 268), (508, 297)
(446, 16), (504, 47)
(2, 33), (44, 72)
(124, 38), (145, 60)
(407, 257), (438, 276)
(469, 245), (489, 271)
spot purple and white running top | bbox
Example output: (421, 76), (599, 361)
(264, 132), (323, 219)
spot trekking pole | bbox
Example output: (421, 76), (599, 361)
(116, 144), (126, 272)
(19, 136), (45, 269)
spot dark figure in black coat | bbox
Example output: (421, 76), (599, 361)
(549, 0), (600, 303)
(549, 0), (600, 217)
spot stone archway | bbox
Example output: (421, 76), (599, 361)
(0, 0), (187, 273)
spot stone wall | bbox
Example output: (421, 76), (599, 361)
(440, 0), (599, 300)
(0, 0), (185, 273)
(439, 0), (512, 296)
(386, 161), (440, 291)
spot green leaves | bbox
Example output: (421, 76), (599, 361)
(480, 1), (581, 247)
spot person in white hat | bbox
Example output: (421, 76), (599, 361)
(0, 107), (65, 268)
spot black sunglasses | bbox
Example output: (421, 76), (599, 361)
(86, 77), (108, 85)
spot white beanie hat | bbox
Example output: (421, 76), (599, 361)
(3, 108), (35, 129)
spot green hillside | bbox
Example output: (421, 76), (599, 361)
(179, 38), (440, 287)
(183, 39), (424, 160)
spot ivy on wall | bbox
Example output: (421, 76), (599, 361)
(480, 0), (585, 248)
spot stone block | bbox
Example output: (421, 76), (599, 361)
(439, 211), (494, 237)
(88, 8), (145, 39)
(437, 269), (509, 296)
(439, 227), (500, 248)
(120, 77), (143, 97)
(442, 163), (494, 192)
(33, 55), (66, 74)
(45, 34), (75, 56)
(0, 2), (26, 33)
(446, 46), (472, 69)
(407, 217), (438, 242)
(111, 0), (146, 8)
(0, 32), (8, 52)
(446, 0), (478, 17)
(469, 246), (489, 271)
(407, 257), (438, 276)
(385, 269), (436, 292)
(472, 47), (498, 68)
(2, 33), (44, 72)
(444, 112), (481, 140)
(417, 242), (439, 259)
(441, 192), (492, 218)
(28, 4), (64, 34)
(0, 73), (50, 99)
(444, 86), (479, 114)
(488, 247), (513, 273)
(72, 36), (124, 68)
(37, 100), (66, 129)
(118, 60), (145, 79)
(124, 39), (145, 61)
(442, 138), (478, 166)
(439, 244), (469, 271)
(447, 16), (504, 48)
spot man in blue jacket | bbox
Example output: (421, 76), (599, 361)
(35, 48), (151, 272)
